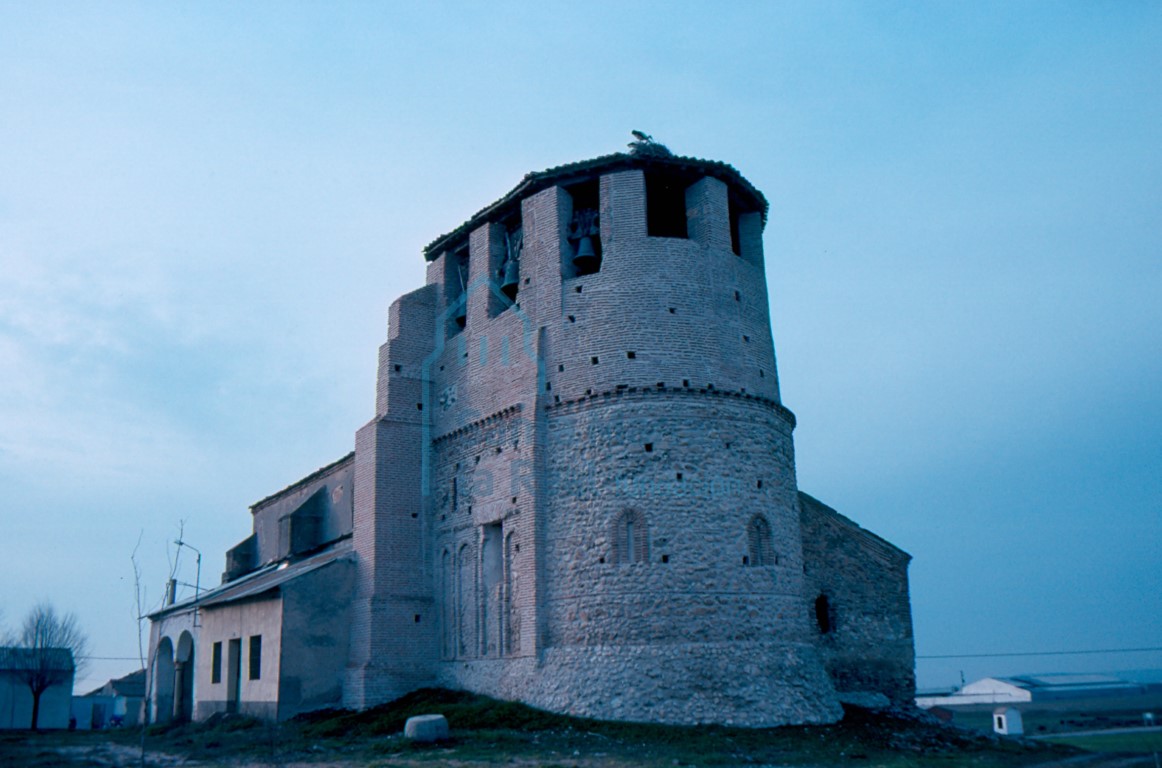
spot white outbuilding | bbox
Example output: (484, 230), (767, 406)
(992, 706), (1023, 736)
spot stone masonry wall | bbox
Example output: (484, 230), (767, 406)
(525, 392), (842, 725)
(799, 492), (915, 703)
(542, 394), (803, 647)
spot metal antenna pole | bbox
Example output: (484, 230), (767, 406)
(174, 538), (203, 598)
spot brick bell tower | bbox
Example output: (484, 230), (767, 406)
(347, 139), (857, 725)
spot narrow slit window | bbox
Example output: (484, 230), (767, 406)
(729, 195), (743, 256)
(815, 595), (833, 635)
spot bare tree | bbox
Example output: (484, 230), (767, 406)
(6, 602), (89, 730)
(126, 525), (186, 765)
(131, 533), (153, 767)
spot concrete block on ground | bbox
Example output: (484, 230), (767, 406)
(404, 714), (449, 741)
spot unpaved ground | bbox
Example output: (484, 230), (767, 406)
(3, 732), (1157, 768)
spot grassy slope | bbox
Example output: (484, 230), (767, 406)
(1041, 730), (1162, 754)
(0, 688), (1091, 767)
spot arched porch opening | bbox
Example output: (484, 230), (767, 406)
(174, 631), (195, 722)
(153, 636), (175, 724)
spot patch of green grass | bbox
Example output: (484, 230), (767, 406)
(295, 687), (579, 738)
(1041, 730), (1162, 754)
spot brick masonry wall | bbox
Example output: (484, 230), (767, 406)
(346, 284), (439, 709)
(249, 457), (354, 568)
(428, 411), (536, 662)
(550, 171), (781, 407)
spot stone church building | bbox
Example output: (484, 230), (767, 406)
(149, 144), (914, 727)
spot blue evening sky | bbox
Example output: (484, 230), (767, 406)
(1, 2), (1159, 693)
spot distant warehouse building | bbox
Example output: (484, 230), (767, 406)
(917, 674), (1146, 709)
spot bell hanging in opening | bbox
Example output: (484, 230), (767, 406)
(453, 300), (467, 328)
(573, 235), (599, 274)
(500, 257), (520, 301)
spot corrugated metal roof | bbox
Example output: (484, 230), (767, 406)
(200, 547), (349, 608)
(999, 673), (1138, 690)
(1021, 674), (1128, 686)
